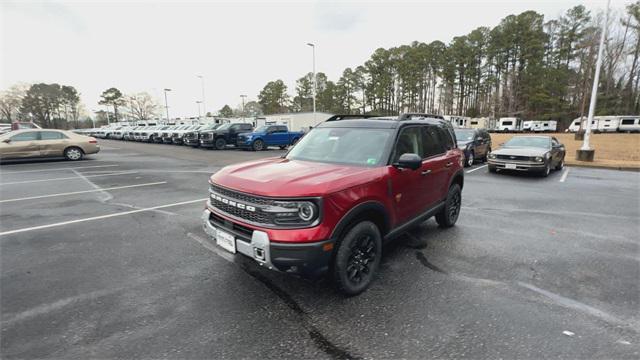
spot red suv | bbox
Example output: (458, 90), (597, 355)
(202, 114), (464, 295)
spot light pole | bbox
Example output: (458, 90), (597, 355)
(196, 101), (202, 119)
(577, 0), (609, 162)
(197, 75), (206, 117)
(240, 94), (247, 121)
(306, 43), (316, 123)
(163, 88), (171, 123)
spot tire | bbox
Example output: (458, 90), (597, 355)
(435, 184), (462, 228)
(465, 152), (474, 167)
(252, 139), (265, 151)
(555, 156), (564, 170)
(214, 138), (226, 150)
(541, 162), (551, 177)
(488, 165), (497, 173)
(484, 147), (491, 162)
(64, 147), (84, 161)
(332, 221), (382, 296)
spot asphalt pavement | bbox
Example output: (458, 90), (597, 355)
(1, 139), (638, 359)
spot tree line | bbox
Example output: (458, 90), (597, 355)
(257, 3), (640, 128)
(0, 84), (161, 128)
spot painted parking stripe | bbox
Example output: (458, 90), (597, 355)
(559, 168), (570, 182)
(466, 165), (488, 174)
(0, 198), (207, 236)
(0, 171), (137, 186)
(0, 164), (119, 174)
(0, 181), (167, 204)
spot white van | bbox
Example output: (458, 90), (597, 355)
(618, 116), (640, 133)
(498, 117), (522, 132)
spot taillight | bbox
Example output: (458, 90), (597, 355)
(89, 137), (97, 144)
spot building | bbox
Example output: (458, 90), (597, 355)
(255, 112), (334, 132)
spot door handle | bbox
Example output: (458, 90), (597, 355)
(445, 162), (453, 168)
(421, 169), (432, 176)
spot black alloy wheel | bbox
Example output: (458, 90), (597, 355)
(333, 221), (382, 296)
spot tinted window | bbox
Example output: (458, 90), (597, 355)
(241, 124), (252, 130)
(10, 132), (39, 141)
(435, 127), (455, 151)
(502, 121), (513, 126)
(394, 127), (423, 161)
(422, 126), (445, 157)
(40, 131), (67, 140)
(621, 119), (636, 125)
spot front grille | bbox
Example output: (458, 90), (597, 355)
(209, 212), (253, 241)
(496, 155), (533, 161)
(209, 184), (274, 225)
(185, 132), (197, 139)
(200, 133), (212, 140)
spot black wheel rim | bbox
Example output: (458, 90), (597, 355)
(346, 235), (376, 285)
(448, 191), (461, 222)
(255, 141), (263, 150)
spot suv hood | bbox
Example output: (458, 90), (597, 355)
(210, 158), (384, 197)
(492, 147), (548, 156)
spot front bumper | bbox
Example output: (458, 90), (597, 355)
(488, 159), (546, 172)
(184, 138), (199, 146)
(200, 139), (215, 148)
(201, 208), (333, 277)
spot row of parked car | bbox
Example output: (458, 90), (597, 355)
(78, 123), (304, 151)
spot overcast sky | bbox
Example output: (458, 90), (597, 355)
(0, 0), (631, 119)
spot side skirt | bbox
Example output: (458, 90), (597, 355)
(384, 202), (445, 242)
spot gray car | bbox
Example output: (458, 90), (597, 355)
(487, 135), (565, 177)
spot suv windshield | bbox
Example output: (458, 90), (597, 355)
(286, 127), (393, 167)
(504, 136), (549, 148)
(454, 129), (475, 141)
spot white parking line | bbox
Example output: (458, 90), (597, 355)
(466, 165), (488, 174)
(0, 198), (207, 236)
(0, 164), (119, 174)
(559, 168), (570, 182)
(0, 171), (137, 186)
(0, 181), (167, 204)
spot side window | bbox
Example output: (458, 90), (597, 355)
(10, 132), (39, 141)
(423, 126), (446, 157)
(267, 126), (277, 133)
(242, 124), (252, 131)
(393, 126), (423, 162)
(551, 138), (559, 146)
(277, 126), (287, 132)
(40, 131), (67, 140)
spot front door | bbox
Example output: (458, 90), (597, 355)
(39, 131), (69, 157)
(1, 131), (40, 159)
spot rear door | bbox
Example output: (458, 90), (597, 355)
(39, 131), (70, 156)
(422, 125), (452, 205)
(1, 131), (41, 159)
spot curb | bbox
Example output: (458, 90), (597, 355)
(566, 162), (640, 172)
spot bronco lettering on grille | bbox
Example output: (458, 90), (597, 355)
(211, 194), (256, 212)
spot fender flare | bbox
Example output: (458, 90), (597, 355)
(329, 200), (391, 240)
(447, 169), (464, 190)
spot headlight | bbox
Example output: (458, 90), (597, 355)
(545, 152), (551, 159)
(488, 153), (496, 159)
(534, 156), (544, 162)
(266, 200), (319, 226)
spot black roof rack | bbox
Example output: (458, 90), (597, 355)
(325, 113), (445, 122)
(325, 114), (379, 122)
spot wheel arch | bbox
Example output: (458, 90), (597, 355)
(448, 169), (464, 190)
(330, 200), (391, 240)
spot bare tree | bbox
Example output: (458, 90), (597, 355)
(127, 92), (159, 120)
(0, 83), (29, 122)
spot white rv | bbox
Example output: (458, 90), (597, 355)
(468, 117), (495, 129)
(443, 115), (470, 128)
(569, 117), (603, 132)
(531, 120), (557, 132)
(498, 117), (523, 132)
(595, 116), (620, 132)
(618, 116), (640, 133)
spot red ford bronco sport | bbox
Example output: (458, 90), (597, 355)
(202, 114), (464, 295)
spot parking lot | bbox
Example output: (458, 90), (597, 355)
(1, 139), (638, 359)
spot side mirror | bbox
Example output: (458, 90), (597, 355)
(394, 153), (422, 170)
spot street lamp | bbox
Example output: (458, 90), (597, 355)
(163, 88), (171, 123)
(197, 75), (206, 117)
(196, 101), (202, 118)
(577, 0), (609, 162)
(240, 94), (247, 121)
(306, 42), (316, 123)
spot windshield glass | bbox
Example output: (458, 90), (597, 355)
(286, 127), (393, 167)
(253, 126), (268, 132)
(454, 129), (474, 141)
(504, 137), (549, 148)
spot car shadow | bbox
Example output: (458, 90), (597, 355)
(0, 157), (99, 166)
